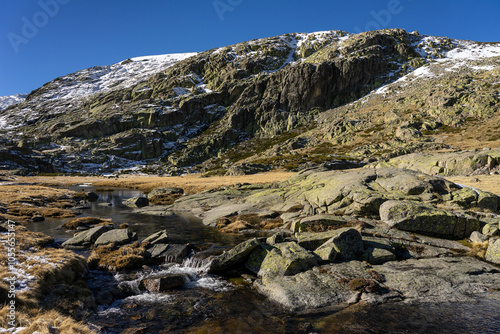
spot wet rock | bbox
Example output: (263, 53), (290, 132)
(313, 228), (364, 262)
(62, 225), (113, 248)
(140, 274), (185, 292)
(147, 244), (190, 264)
(379, 200), (481, 240)
(208, 238), (261, 274)
(132, 205), (175, 216)
(485, 238), (500, 264)
(123, 196), (149, 208)
(94, 229), (136, 247)
(87, 192), (99, 202)
(252, 242), (319, 277)
(142, 230), (168, 245)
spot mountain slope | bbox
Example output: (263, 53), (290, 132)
(0, 29), (499, 175)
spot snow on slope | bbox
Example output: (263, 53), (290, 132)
(30, 52), (198, 102)
(0, 94), (27, 111)
(0, 53), (197, 130)
(374, 37), (500, 96)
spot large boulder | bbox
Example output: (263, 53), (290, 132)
(379, 200), (481, 239)
(94, 229), (136, 247)
(208, 238), (261, 274)
(62, 225), (112, 249)
(313, 228), (364, 262)
(254, 261), (374, 311)
(247, 242), (319, 277)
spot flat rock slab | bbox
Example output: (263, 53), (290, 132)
(202, 203), (255, 227)
(62, 225), (112, 248)
(255, 256), (500, 311)
(94, 229), (135, 247)
(374, 256), (500, 303)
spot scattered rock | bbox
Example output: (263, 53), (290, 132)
(140, 274), (185, 292)
(62, 225), (113, 249)
(123, 197), (149, 208)
(94, 229), (136, 247)
(87, 192), (99, 202)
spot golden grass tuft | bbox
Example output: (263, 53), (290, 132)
(62, 217), (112, 230)
(88, 242), (147, 271)
(0, 307), (96, 334)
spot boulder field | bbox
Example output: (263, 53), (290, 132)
(160, 167), (500, 311)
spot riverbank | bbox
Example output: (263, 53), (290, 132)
(1, 169), (500, 333)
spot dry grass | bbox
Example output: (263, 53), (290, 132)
(87, 242), (147, 271)
(0, 307), (96, 334)
(62, 217), (112, 230)
(446, 175), (500, 195)
(18, 170), (294, 194)
(0, 184), (82, 224)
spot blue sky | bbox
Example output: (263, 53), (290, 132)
(1, 0), (499, 96)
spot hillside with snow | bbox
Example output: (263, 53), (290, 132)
(0, 29), (498, 175)
(0, 93), (27, 111)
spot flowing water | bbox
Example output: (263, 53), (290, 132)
(27, 187), (500, 333)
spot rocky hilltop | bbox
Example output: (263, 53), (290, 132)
(0, 28), (499, 176)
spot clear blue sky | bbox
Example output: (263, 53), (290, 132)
(1, 0), (499, 96)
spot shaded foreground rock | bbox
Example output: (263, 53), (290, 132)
(208, 238), (260, 274)
(254, 256), (500, 311)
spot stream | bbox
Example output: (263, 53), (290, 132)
(27, 187), (500, 333)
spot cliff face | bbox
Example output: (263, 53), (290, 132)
(0, 29), (499, 175)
